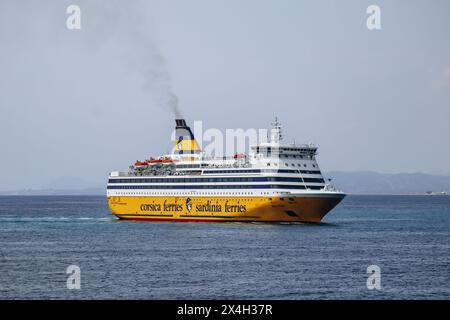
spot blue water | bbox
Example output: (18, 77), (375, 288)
(0, 195), (449, 299)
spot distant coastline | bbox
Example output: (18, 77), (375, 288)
(0, 188), (105, 196)
(1, 171), (450, 196)
(325, 171), (450, 195)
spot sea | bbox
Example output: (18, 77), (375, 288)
(0, 195), (449, 299)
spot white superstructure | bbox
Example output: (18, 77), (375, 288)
(107, 119), (341, 198)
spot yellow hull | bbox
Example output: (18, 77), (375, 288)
(107, 194), (345, 223)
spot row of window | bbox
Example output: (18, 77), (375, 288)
(279, 154), (307, 159)
(109, 177), (324, 184)
(176, 164), (201, 169)
(107, 184), (324, 190)
(254, 147), (315, 157)
(201, 169), (321, 174)
(255, 147), (314, 153)
(203, 169), (261, 174)
(278, 169), (321, 174)
(275, 163), (317, 168)
(112, 192), (303, 196)
(112, 191), (279, 196)
(175, 150), (199, 154)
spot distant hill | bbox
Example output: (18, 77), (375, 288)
(0, 188), (105, 196)
(325, 171), (450, 194)
(0, 176), (104, 196)
(40, 176), (98, 190)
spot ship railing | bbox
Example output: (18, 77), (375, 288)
(125, 169), (204, 177)
(200, 163), (252, 169)
(323, 183), (343, 193)
(200, 156), (249, 161)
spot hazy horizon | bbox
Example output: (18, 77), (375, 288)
(1, 0), (450, 191)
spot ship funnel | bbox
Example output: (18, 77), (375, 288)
(174, 119), (201, 154)
(175, 119), (187, 127)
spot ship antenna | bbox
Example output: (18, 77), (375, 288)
(270, 116), (283, 144)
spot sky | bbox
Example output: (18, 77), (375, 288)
(0, 0), (449, 190)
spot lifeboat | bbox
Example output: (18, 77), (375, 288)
(134, 161), (149, 170)
(233, 153), (247, 159)
(147, 157), (177, 164)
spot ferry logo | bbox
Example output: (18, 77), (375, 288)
(186, 198), (192, 212)
(176, 136), (183, 149)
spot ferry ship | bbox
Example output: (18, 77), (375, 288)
(107, 119), (345, 223)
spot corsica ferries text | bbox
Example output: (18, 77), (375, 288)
(140, 200), (247, 213)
